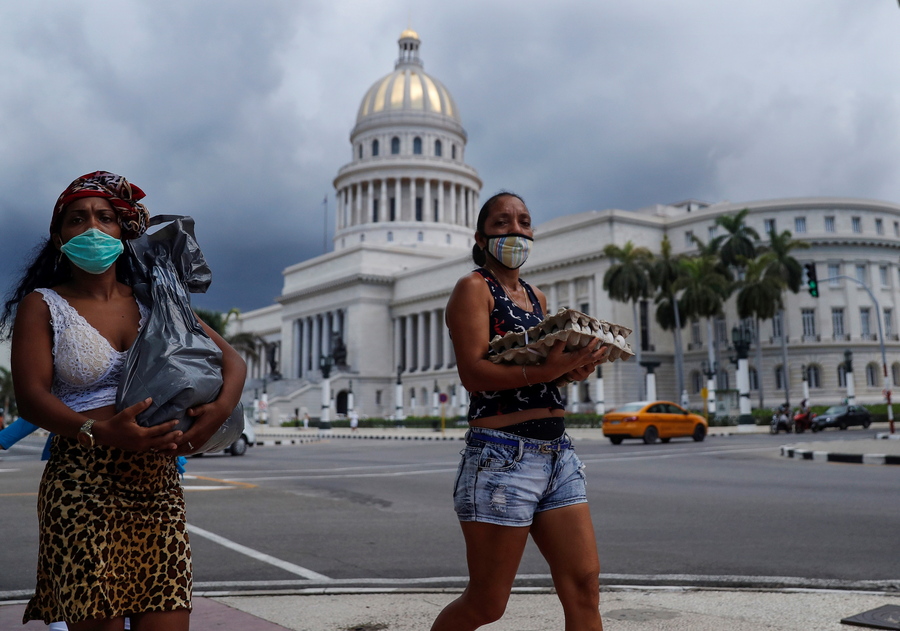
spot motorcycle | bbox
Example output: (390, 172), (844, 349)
(770, 410), (793, 434)
(793, 409), (815, 433)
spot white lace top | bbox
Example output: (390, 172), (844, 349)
(36, 288), (148, 413)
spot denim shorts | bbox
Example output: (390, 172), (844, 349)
(453, 427), (588, 527)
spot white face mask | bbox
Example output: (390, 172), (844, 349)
(485, 233), (533, 269)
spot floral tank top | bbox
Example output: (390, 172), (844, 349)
(466, 268), (564, 421)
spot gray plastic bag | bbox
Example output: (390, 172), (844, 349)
(116, 215), (243, 453)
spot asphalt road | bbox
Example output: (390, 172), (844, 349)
(1, 429), (897, 597)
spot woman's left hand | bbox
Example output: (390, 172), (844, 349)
(562, 341), (610, 382)
(172, 400), (232, 455)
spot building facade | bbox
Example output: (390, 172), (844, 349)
(234, 31), (900, 423)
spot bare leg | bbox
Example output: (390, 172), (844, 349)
(68, 618), (127, 631)
(429, 522), (530, 631)
(130, 609), (190, 631)
(530, 503), (603, 631)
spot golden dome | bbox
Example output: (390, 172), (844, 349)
(355, 31), (460, 123)
(357, 68), (459, 122)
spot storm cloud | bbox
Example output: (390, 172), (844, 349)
(1, 0), (898, 312)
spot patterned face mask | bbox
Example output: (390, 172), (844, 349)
(485, 233), (533, 269)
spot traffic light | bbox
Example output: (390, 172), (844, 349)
(804, 262), (819, 298)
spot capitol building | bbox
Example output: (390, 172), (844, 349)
(233, 29), (900, 422)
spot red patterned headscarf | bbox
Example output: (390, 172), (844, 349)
(51, 171), (150, 239)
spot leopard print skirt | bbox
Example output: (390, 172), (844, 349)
(23, 435), (192, 624)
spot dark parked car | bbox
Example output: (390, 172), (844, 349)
(811, 405), (872, 432)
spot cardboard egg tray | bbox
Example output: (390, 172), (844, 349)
(488, 308), (635, 365)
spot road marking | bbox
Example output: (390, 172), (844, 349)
(236, 467), (455, 482)
(185, 474), (257, 489)
(187, 524), (331, 581)
(580, 446), (773, 463)
(0, 492), (37, 497)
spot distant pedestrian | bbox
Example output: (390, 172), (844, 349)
(349, 409), (359, 432)
(303, 412), (310, 429)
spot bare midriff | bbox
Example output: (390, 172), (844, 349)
(469, 406), (565, 429)
(81, 404), (119, 422)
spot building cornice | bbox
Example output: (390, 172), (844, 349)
(276, 273), (395, 303)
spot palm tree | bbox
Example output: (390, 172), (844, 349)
(757, 230), (809, 407)
(651, 236), (687, 400)
(603, 241), (653, 399)
(674, 253), (731, 412)
(735, 252), (786, 408)
(714, 209), (760, 270)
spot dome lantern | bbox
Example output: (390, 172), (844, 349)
(397, 29), (422, 68)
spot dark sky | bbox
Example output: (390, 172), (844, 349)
(1, 0), (899, 314)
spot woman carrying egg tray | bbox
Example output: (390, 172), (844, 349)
(431, 191), (608, 631)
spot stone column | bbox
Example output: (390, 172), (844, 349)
(410, 178), (418, 220)
(312, 315), (321, 375)
(549, 283), (559, 314)
(424, 179), (431, 222)
(417, 312), (427, 371)
(442, 315), (452, 369)
(438, 180), (445, 223)
(394, 317), (403, 372)
(450, 183), (457, 224)
(405, 314), (415, 372)
(394, 179), (401, 221)
(587, 274), (596, 316)
(431, 308), (441, 369)
(568, 280), (577, 310)
(380, 179), (387, 222)
(367, 180), (374, 223)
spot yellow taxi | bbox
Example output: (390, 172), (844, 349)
(602, 401), (708, 445)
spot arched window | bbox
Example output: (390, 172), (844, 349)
(391, 137), (400, 154)
(690, 370), (702, 394)
(413, 137), (422, 154)
(435, 139), (442, 157)
(866, 363), (880, 387)
(451, 144), (457, 159)
(372, 198), (379, 222)
(749, 367), (759, 391)
(807, 365), (821, 388)
(358, 144), (363, 159)
(775, 365), (785, 390)
(372, 139), (379, 156)
(838, 364), (847, 388)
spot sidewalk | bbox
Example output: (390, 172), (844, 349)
(5, 588), (899, 630)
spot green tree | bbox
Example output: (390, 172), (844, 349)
(735, 252), (786, 408)
(603, 241), (653, 399)
(757, 230), (809, 406)
(675, 253), (731, 408)
(714, 209), (760, 270)
(651, 236), (687, 400)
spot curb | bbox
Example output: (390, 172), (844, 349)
(254, 433), (464, 447)
(780, 445), (900, 465)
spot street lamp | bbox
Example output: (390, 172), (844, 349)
(843, 349), (855, 406)
(318, 354), (334, 430)
(701, 360), (717, 418)
(731, 324), (753, 425)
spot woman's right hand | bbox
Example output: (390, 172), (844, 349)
(92, 398), (182, 452)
